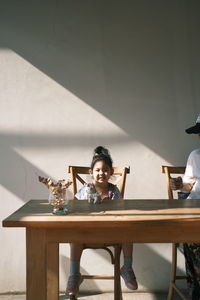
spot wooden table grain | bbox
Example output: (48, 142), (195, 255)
(3, 199), (200, 300)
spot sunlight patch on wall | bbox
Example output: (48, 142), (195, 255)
(0, 49), (129, 138)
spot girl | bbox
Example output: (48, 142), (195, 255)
(66, 146), (138, 296)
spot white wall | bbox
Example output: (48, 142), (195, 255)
(1, 0), (200, 294)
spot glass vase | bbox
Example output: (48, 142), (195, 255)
(48, 190), (69, 215)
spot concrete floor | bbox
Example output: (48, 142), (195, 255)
(0, 293), (181, 300)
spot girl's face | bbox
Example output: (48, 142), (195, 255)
(90, 160), (113, 185)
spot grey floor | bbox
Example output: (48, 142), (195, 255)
(0, 293), (181, 300)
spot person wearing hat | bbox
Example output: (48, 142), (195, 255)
(170, 115), (200, 198)
(170, 114), (200, 299)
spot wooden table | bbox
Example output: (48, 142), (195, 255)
(3, 199), (200, 300)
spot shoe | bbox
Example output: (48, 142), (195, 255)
(120, 266), (138, 290)
(66, 273), (83, 295)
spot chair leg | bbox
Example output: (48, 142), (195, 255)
(167, 284), (174, 300)
(120, 283), (123, 300)
(114, 245), (122, 300)
(167, 243), (177, 300)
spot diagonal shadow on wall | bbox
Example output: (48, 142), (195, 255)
(0, 0), (199, 165)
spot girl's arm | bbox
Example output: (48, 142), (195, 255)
(111, 184), (122, 200)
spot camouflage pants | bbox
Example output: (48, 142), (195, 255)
(184, 243), (200, 300)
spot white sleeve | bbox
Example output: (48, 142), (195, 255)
(183, 150), (198, 184)
(75, 185), (87, 200)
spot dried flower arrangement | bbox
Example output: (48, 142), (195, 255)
(38, 176), (72, 213)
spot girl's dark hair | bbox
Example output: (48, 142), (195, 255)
(91, 146), (113, 170)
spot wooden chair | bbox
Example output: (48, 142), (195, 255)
(67, 165), (130, 300)
(162, 166), (187, 300)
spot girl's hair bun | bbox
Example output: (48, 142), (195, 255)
(91, 146), (113, 169)
(94, 146), (109, 157)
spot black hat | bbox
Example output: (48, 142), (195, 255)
(185, 115), (200, 134)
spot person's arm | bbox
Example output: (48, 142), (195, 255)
(111, 184), (122, 200)
(181, 182), (194, 193)
(170, 150), (198, 193)
(170, 177), (194, 192)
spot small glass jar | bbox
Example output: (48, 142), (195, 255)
(48, 190), (68, 215)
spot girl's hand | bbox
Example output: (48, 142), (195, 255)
(170, 176), (183, 190)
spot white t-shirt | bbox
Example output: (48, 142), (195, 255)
(183, 148), (200, 199)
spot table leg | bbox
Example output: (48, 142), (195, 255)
(26, 228), (47, 300)
(114, 245), (122, 300)
(47, 242), (59, 300)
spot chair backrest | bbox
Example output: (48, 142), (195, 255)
(161, 165), (186, 200)
(67, 165), (130, 198)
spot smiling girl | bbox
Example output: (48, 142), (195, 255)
(66, 146), (138, 296)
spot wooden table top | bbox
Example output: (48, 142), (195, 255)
(3, 199), (200, 228)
